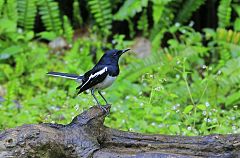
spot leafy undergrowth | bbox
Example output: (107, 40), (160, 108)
(0, 27), (239, 136)
(1, 0), (240, 136)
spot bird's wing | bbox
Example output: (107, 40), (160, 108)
(76, 66), (108, 94)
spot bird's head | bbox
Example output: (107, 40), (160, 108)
(99, 49), (130, 64)
(105, 48), (130, 58)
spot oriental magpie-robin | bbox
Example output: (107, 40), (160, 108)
(47, 48), (130, 112)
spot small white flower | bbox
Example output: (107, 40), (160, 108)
(205, 102), (210, 107)
(207, 118), (211, 122)
(189, 21), (194, 27)
(187, 126), (192, 130)
(125, 96), (130, 100)
(74, 104), (79, 111)
(217, 70), (222, 75)
(202, 111), (207, 116)
(158, 124), (164, 128)
(154, 87), (161, 91)
(212, 108), (217, 112)
(140, 103), (144, 107)
(176, 74), (180, 79)
(181, 29), (186, 34)
(17, 28), (23, 33)
(175, 22), (180, 27)
(151, 122), (156, 126)
(202, 65), (207, 69)
(172, 106), (177, 110)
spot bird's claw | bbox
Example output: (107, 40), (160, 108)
(97, 104), (110, 115)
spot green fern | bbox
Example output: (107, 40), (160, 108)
(220, 57), (240, 87)
(152, 0), (171, 25)
(73, 0), (83, 27)
(175, 0), (206, 23)
(1, 0), (17, 22)
(114, 0), (148, 20)
(0, 0), (4, 16)
(119, 51), (165, 81)
(63, 15), (73, 43)
(38, 0), (62, 35)
(217, 28), (240, 44)
(137, 9), (148, 37)
(17, 0), (37, 31)
(88, 0), (112, 36)
(217, 0), (232, 28)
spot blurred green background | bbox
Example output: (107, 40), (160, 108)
(0, 0), (239, 135)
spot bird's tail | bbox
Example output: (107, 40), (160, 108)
(47, 72), (83, 82)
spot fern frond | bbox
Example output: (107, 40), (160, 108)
(220, 57), (240, 87)
(73, 0), (83, 27)
(17, 0), (37, 31)
(120, 51), (165, 81)
(88, 0), (112, 35)
(2, 0), (17, 22)
(152, 0), (171, 25)
(137, 9), (148, 37)
(0, 0), (4, 16)
(38, 0), (62, 35)
(114, 0), (148, 20)
(63, 15), (73, 43)
(217, 0), (232, 28)
(217, 28), (240, 44)
(175, 0), (206, 23)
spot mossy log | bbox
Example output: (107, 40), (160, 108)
(0, 105), (239, 158)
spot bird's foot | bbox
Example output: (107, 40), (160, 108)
(97, 104), (110, 114)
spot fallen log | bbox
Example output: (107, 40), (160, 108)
(0, 105), (239, 158)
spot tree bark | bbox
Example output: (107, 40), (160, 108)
(0, 105), (239, 158)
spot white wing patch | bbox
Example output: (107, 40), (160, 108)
(81, 67), (108, 88)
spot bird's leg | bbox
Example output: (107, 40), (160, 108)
(98, 91), (109, 105)
(91, 89), (107, 113)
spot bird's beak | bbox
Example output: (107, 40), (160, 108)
(121, 48), (130, 54)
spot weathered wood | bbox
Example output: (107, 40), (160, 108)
(0, 105), (239, 158)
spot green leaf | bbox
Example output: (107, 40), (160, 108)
(197, 104), (206, 110)
(0, 46), (22, 60)
(152, 0), (169, 25)
(114, 0), (148, 20)
(183, 105), (194, 114)
(0, 19), (17, 33)
(37, 31), (57, 40)
(234, 18), (240, 31)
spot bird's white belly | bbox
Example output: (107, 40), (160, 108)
(94, 75), (116, 90)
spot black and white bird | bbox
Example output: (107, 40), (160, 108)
(47, 48), (130, 112)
